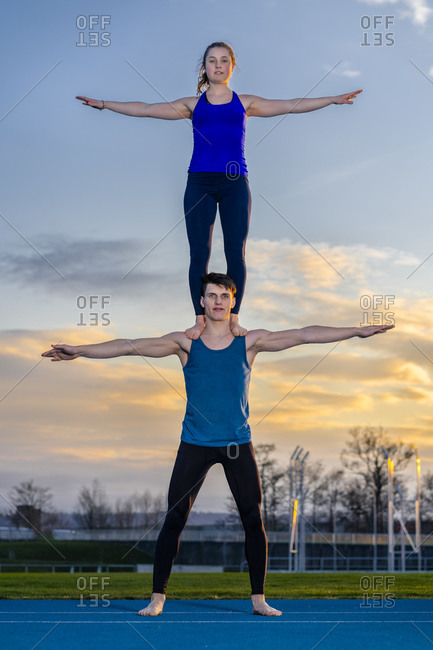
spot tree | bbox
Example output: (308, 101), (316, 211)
(254, 444), (285, 531)
(301, 460), (326, 528)
(75, 479), (111, 529)
(340, 426), (414, 532)
(134, 490), (164, 529)
(8, 479), (57, 534)
(113, 495), (136, 529)
(225, 444), (286, 530)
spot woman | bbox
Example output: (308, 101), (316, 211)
(77, 41), (361, 339)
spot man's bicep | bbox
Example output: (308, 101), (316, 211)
(127, 334), (181, 357)
(252, 328), (304, 353)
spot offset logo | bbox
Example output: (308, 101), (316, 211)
(76, 15), (111, 47)
(361, 15), (395, 47)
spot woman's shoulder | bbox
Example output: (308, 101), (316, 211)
(237, 94), (257, 112)
(182, 96), (200, 116)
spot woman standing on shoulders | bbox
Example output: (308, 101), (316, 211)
(77, 42), (361, 339)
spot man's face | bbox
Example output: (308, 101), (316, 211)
(200, 284), (235, 321)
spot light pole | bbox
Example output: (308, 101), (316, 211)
(299, 451), (309, 572)
(288, 446), (300, 571)
(396, 485), (405, 572)
(414, 446), (422, 571)
(387, 458), (394, 572)
(382, 447), (395, 572)
(371, 486), (377, 572)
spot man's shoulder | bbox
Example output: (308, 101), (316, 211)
(245, 329), (271, 350)
(164, 331), (192, 351)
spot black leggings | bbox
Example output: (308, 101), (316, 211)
(184, 172), (252, 315)
(153, 441), (267, 595)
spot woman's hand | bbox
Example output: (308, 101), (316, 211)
(333, 90), (362, 105)
(76, 96), (104, 110)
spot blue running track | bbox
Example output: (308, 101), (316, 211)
(1, 599), (433, 649)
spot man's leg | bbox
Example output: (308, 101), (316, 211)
(222, 442), (282, 616)
(138, 442), (213, 616)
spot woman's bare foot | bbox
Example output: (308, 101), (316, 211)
(251, 594), (282, 616)
(138, 593), (165, 616)
(230, 313), (248, 337)
(185, 315), (206, 340)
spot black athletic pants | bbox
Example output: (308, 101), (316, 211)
(184, 172), (252, 315)
(152, 441), (267, 595)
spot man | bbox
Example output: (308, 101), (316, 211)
(42, 272), (393, 616)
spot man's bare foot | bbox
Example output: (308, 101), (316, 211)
(251, 594), (282, 616)
(138, 593), (165, 616)
(230, 314), (248, 337)
(185, 315), (206, 340)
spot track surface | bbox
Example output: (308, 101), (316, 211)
(1, 599), (433, 649)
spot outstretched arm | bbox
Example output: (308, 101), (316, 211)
(76, 95), (196, 119)
(42, 332), (188, 362)
(244, 90), (362, 118)
(249, 323), (393, 354)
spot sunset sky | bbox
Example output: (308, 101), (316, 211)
(1, 0), (432, 514)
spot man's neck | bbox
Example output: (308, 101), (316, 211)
(201, 318), (232, 340)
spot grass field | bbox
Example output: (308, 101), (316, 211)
(0, 540), (153, 565)
(0, 572), (432, 600)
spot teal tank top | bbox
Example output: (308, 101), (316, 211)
(181, 337), (252, 446)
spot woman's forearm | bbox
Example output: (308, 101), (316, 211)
(288, 96), (336, 113)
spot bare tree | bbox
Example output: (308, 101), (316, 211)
(340, 477), (371, 532)
(8, 479), (57, 534)
(75, 479), (111, 529)
(302, 460), (326, 528)
(113, 495), (136, 529)
(134, 490), (164, 529)
(340, 426), (414, 531)
(254, 444), (285, 531)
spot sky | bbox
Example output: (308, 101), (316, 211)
(1, 0), (432, 515)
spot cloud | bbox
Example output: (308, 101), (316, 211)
(357, 0), (432, 26)
(0, 237), (178, 296)
(2, 235), (433, 509)
(331, 62), (361, 78)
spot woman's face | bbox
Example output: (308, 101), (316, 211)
(204, 47), (234, 85)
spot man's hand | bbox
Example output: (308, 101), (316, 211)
(357, 323), (394, 338)
(42, 344), (80, 361)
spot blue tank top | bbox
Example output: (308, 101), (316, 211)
(188, 91), (248, 176)
(181, 336), (252, 446)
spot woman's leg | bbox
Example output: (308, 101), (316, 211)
(184, 176), (218, 311)
(218, 175), (251, 315)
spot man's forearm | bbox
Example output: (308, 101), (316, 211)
(77, 339), (133, 358)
